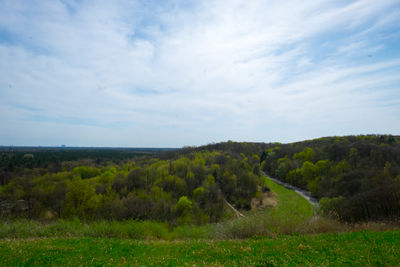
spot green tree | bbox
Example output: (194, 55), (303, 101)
(349, 148), (359, 169)
(294, 147), (315, 163)
(62, 176), (101, 219)
(71, 166), (100, 179)
(220, 171), (237, 197)
(173, 196), (193, 225)
(127, 167), (147, 190)
(301, 161), (318, 193)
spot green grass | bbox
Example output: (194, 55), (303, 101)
(264, 176), (314, 220)
(1, 230), (399, 266)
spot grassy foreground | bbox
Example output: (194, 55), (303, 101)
(1, 177), (397, 266)
(1, 230), (399, 266)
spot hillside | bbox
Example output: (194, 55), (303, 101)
(1, 135), (399, 223)
(189, 135), (400, 222)
(1, 138), (399, 266)
(258, 135), (400, 222)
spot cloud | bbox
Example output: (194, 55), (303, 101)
(0, 0), (400, 146)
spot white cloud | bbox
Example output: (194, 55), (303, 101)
(0, 0), (399, 146)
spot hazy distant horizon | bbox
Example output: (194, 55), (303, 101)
(2, 133), (398, 148)
(1, 1), (399, 147)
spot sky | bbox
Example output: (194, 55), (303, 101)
(0, 0), (400, 147)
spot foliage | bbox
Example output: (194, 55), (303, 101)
(0, 149), (264, 224)
(1, 134), (399, 224)
(0, 175), (318, 240)
(259, 135), (400, 222)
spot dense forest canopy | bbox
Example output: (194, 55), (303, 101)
(1, 134), (399, 223)
(0, 148), (264, 225)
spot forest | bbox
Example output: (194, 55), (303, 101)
(259, 135), (400, 222)
(1, 134), (399, 224)
(0, 147), (263, 225)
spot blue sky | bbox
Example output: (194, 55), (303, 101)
(0, 0), (400, 147)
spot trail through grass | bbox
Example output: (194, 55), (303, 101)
(1, 230), (399, 266)
(264, 176), (314, 222)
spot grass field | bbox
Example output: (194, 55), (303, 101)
(263, 176), (314, 221)
(1, 230), (399, 266)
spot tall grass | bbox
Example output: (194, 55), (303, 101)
(0, 219), (170, 239)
